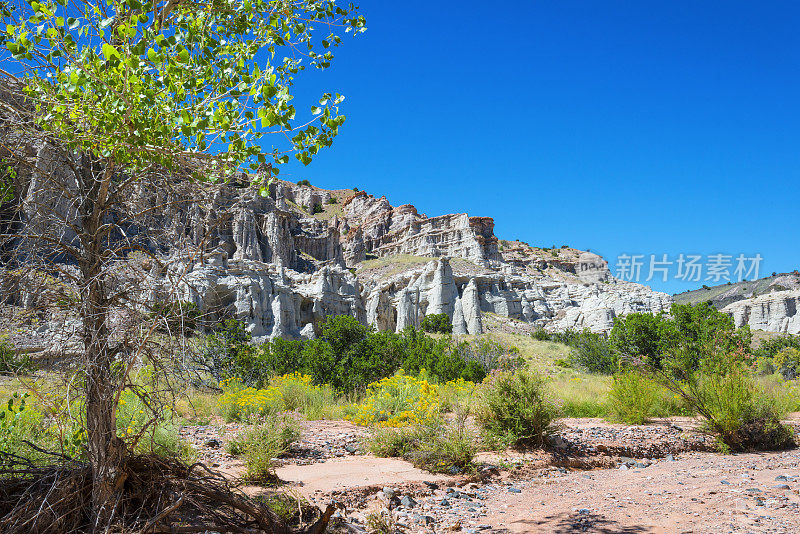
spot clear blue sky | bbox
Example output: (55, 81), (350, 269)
(279, 1), (800, 294)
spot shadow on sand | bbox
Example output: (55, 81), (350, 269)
(505, 510), (654, 533)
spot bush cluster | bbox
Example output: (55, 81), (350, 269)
(611, 302), (751, 373)
(420, 313), (452, 334)
(368, 419), (476, 474)
(0, 337), (35, 376)
(475, 370), (557, 448)
(201, 315), (491, 394)
(226, 414), (300, 481)
(754, 335), (800, 379)
(345, 371), (442, 427)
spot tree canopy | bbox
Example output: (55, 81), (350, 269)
(2, 0), (365, 186)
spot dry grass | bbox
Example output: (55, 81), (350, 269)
(355, 254), (432, 279)
(175, 388), (219, 424)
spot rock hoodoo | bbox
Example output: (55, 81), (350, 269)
(1, 133), (672, 339)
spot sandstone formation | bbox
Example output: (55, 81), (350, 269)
(722, 289), (800, 335)
(1, 123), (673, 340)
(150, 184), (671, 339)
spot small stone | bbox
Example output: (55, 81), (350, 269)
(383, 487), (397, 499)
(440, 499), (451, 506)
(619, 464), (628, 471)
(774, 484), (791, 490)
(401, 495), (418, 508)
(666, 454), (675, 461)
(424, 481), (439, 490)
(508, 487), (521, 494)
(775, 475), (789, 481)
(204, 438), (222, 449)
(720, 480), (731, 485)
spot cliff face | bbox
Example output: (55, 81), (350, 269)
(146, 182), (670, 340)
(1, 134), (672, 340)
(671, 273), (800, 335)
(722, 290), (800, 335)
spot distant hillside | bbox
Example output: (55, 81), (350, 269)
(673, 272), (800, 309)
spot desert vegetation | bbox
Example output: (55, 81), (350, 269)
(0, 297), (798, 531)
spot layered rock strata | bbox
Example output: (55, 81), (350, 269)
(722, 289), (800, 335)
(1, 127), (673, 339)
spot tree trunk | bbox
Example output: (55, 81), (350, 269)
(78, 159), (127, 532)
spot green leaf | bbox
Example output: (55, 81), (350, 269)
(147, 48), (157, 62)
(102, 43), (120, 60)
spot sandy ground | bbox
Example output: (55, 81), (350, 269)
(182, 415), (800, 534)
(480, 450), (800, 533)
(275, 456), (449, 497)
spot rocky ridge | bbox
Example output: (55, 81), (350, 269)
(674, 273), (800, 335)
(1, 130), (673, 340)
(142, 179), (673, 339)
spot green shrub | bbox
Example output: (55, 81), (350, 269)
(254, 338), (307, 384)
(206, 315), (490, 395)
(326, 197), (337, 204)
(567, 331), (617, 374)
(269, 372), (340, 420)
(647, 348), (794, 452)
(117, 388), (180, 456)
(296, 179), (311, 186)
(754, 334), (800, 359)
(550, 328), (580, 346)
(531, 328), (551, 341)
(475, 370), (557, 448)
(695, 369), (794, 452)
(227, 415), (301, 481)
(0, 338), (35, 376)
(401, 329), (488, 383)
(368, 419), (475, 474)
(608, 371), (660, 424)
(420, 313), (452, 334)
(312, 203), (323, 214)
(609, 312), (678, 369)
(774, 347), (800, 380)
(610, 303), (751, 373)
(216, 379), (286, 422)
(195, 319), (254, 385)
